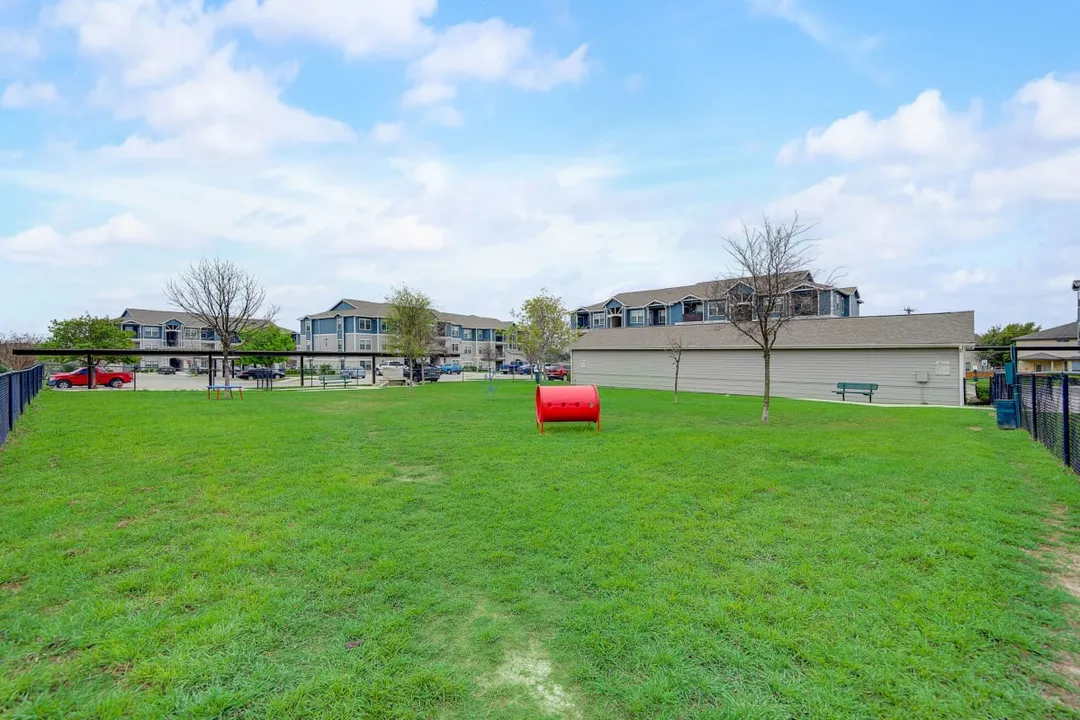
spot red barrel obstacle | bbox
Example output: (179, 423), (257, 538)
(535, 384), (600, 433)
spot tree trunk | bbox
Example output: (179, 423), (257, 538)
(761, 349), (771, 424)
(674, 361), (679, 403)
(222, 346), (231, 383)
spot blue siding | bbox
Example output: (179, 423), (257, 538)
(313, 318), (337, 334)
(331, 301), (355, 311)
(604, 298), (623, 310)
(344, 316), (354, 333)
(669, 304), (683, 323)
(819, 290), (833, 316)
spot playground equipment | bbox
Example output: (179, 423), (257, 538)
(535, 384), (600, 433)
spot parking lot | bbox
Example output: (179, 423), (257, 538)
(46, 369), (550, 391)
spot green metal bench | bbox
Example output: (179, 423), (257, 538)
(833, 382), (878, 402)
(319, 375), (351, 389)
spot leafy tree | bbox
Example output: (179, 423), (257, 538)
(43, 314), (137, 366)
(510, 290), (581, 383)
(979, 322), (1041, 367)
(165, 258), (278, 383)
(0, 332), (44, 371)
(239, 325), (296, 367)
(384, 285), (436, 392)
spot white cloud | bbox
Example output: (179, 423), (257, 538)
(53, 0), (214, 87)
(216, 0), (436, 57)
(102, 46), (355, 156)
(426, 104), (462, 127)
(371, 121), (403, 143)
(1012, 73), (1080, 140)
(0, 213), (155, 266)
(1, 82), (62, 108)
(0, 27), (39, 58)
(747, 0), (878, 63)
(781, 90), (980, 163)
(402, 82), (456, 107)
(402, 18), (588, 117)
(940, 268), (994, 292)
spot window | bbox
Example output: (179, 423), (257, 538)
(452, 326), (461, 337)
(452, 343), (459, 353)
(791, 290), (818, 316)
(654, 308), (666, 325)
(592, 312), (605, 328)
(464, 345), (472, 355)
(183, 328), (199, 339)
(143, 327), (160, 338)
(706, 301), (725, 318)
(357, 318), (372, 331)
(463, 329), (473, 340)
(358, 339), (372, 351)
(1035, 364), (1045, 372)
(629, 309), (645, 325)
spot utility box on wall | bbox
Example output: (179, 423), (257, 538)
(915, 371), (930, 384)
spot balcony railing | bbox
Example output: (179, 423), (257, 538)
(682, 312), (703, 323)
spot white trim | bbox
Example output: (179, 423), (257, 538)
(676, 294), (704, 302)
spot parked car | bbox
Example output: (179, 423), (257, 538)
(439, 362), (463, 374)
(501, 360), (531, 375)
(409, 364), (441, 382)
(48, 367), (133, 389)
(546, 363), (570, 381)
(235, 367), (285, 380)
(341, 366), (368, 380)
(376, 361), (405, 376)
(156, 366), (177, 375)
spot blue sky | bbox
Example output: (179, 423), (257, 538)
(2, 0), (1079, 334)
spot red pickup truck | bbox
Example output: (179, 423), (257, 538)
(48, 367), (133, 389)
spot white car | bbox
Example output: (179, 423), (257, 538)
(376, 361), (404, 376)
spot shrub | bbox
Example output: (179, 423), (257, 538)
(975, 379), (990, 404)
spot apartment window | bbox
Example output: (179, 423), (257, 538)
(629, 309), (644, 325)
(357, 318), (372, 331)
(706, 301), (725, 318)
(791, 290), (818, 316)
(591, 312), (605, 328)
(1035, 364), (1045, 372)
(183, 328), (199, 339)
(358, 339), (372, 351)
(452, 343), (459, 353)
(464, 345), (472, 355)
(143, 327), (160, 339)
(463, 329), (473, 340)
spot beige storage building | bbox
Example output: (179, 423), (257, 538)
(570, 311), (976, 406)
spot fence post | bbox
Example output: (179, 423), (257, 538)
(6, 374), (13, 432)
(1031, 374), (1039, 441)
(1064, 375), (1071, 469)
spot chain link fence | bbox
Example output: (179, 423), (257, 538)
(1016, 373), (1080, 474)
(0, 364), (45, 448)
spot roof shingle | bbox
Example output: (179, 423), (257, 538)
(572, 311), (975, 351)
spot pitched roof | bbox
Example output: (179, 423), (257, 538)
(1019, 352), (1080, 361)
(575, 271), (844, 312)
(1016, 322), (1078, 342)
(304, 299), (511, 329)
(119, 308), (294, 335)
(572, 311), (975, 351)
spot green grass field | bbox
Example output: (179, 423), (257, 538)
(1, 384), (1078, 719)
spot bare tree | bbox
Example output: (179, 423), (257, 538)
(665, 332), (685, 404)
(479, 342), (499, 372)
(0, 332), (44, 371)
(164, 258), (278, 384)
(709, 213), (832, 424)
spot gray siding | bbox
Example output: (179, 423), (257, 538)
(572, 347), (963, 405)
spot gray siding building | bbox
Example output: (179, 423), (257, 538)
(571, 311), (976, 406)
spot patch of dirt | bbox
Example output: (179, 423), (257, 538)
(63, 547), (91, 558)
(389, 465), (443, 484)
(345, 638), (363, 650)
(0, 575), (28, 593)
(484, 640), (580, 719)
(134, 486), (157, 493)
(967, 426), (983, 432)
(1031, 503), (1080, 710)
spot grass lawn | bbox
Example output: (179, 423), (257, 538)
(1, 383), (1079, 719)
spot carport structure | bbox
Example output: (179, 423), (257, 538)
(15, 348), (447, 389)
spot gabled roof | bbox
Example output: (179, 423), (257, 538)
(1019, 352), (1080, 361)
(572, 311), (975, 350)
(119, 308), (293, 335)
(303, 299), (512, 329)
(578, 271), (836, 312)
(1016, 323), (1078, 342)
